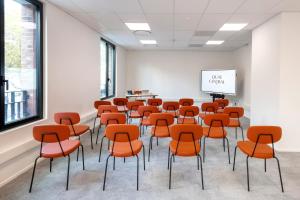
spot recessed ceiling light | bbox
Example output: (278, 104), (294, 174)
(206, 40), (224, 45)
(140, 40), (157, 45)
(125, 23), (151, 31)
(219, 23), (248, 31)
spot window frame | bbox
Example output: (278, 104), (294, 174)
(100, 38), (116, 100)
(0, 0), (43, 131)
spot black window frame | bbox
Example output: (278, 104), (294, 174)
(0, 0), (43, 131)
(100, 38), (116, 100)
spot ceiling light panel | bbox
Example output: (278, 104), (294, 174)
(219, 23), (248, 31)
(125, 23), (151, 31)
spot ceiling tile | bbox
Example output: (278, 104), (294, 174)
(271, 0), (300, 12)
(117, 14), (147, 23)
(228, 30), (252, 41)
(174, 31), (194, 41)
(197, 14), (231, 31)
(139, 0), (173, 14)
(146, 14), (173, 31)
(89, 13), (126, 30)
(210, 31), (236, 40)
(236, 0), (282, 14)
(174, 14), (202, 30)
(110, 0), (143, 14)
(206, 0), (245, 13)
(71, 0), (114, 13)
(152, 31), (173, 41)
(174, 0), (209, 14)
(49, 0), (83, 13)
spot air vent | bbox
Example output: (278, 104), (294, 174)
(194, 31), (216, 37)
(188, 44), (204, 48)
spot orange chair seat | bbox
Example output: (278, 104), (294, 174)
(217, 108), (224, 113)
(117, 106), (128, 112)
(203, 127), (227, 138)
(237, 141), (274, 159)
(170, 141), (200, 156)
(228, 119), (241, 127)
(140, 118), (151, 126)
(199, 112), (214, 119)
(151, 126), (170, 137)
(69, 124), (89, 136)
(164, 111), (179, 118)
(109, 140), (143, 157)
(129, 111), (141, 118)
(177, 117), (197, 124)
(41, 140), (80, 158)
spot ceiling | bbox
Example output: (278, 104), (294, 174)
(48, 0), (300, 51)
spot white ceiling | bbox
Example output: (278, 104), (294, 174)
(48, 0), (300, 51)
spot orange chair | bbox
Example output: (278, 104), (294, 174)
(54, 112), (93, 149)
(179, 98), (194, 106)
(198, 102), (219, 125)
(148, 113), (174, 161)
(233, 126), (284, 192)
(138, 105), (159, 135)
(29, 125), (84, 192)
(92, 100), (111, 133)
(147, 98), (163, 112)
(113, 97), (128, 113)
(168, 124), (204, 189)
(202, 114), (230, 163)
(162, 101), (180, 118)
(214, 98), (229, 113)
(126, 101), (144, 123)
(177, 106), (199, 124)
(98, 113), (126, 162)
(102, 124), (145, 191)
(224, 107), (245, 140)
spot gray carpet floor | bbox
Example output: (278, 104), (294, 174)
(0, 118), (300, 200)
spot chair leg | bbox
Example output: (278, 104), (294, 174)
(197, 155), (200, 170)
(50, 158), (53, 172)
(240, 126), (245, 141)
(274, 156), (284, 192)
(76, 147), (79, 162)
(225, 137), (231, 164)
(92, 117), (97, 134)
(167, 147), (170, 169)
(81, 144), (85, 170)
(169, 154), (174, 189)
(96, 125), (101, 144)
(113, 157), (116, 170)
(98, 136), (106, 162)
(223, 138), (225, 152)
(264, 159), (267, 172)
(66, 155), (71, 191)
(246, 156), (250, 191)
(203, 137), (206, 163)
(107, 140), (110, 150)
(235, 128), (237, 139)
(233, 146), (238, 171)
(198, 154), (204, 190)
(156, 137), (158, 146)
(142, 145), (146, 170)
(89, 129), (93, 149)
(103, 155), (111, 191)
(124, 157), (126, 163)
(148, 136), (153, 162)
(136, 155), (139, 191)
(29, 156), (40, 193)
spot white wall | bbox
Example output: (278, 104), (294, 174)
(0, 2), (126, 186)
(126, 50), (238, 102)
(233, 45), (252, 117)
(116, 46), (127, 97)
(251, 12), (300, 152)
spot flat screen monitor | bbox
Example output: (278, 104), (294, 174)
(201, 69), (236, 95)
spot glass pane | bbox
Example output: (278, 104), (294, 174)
(107, 45), (114, 97)
(100, 41), (107, 98)
(4, 0), (38, 124)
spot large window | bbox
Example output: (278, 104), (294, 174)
(0, 0), (43, 130)
(100, 39), (116, 99)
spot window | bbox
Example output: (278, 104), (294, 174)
(100, 38), (116, 99)
(0, 0), (43, 130)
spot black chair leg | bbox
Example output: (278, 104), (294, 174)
(103, 155), (111, 191)
(136, 155), (139, 191)
(197, 155), (200, 170)
(113, 157), (116, 170)
(92, 116), (97, 134)
(96, 125), (101, 144)
(235, 128), (237, 139)
(246, 156), (250, 191)
(167, 147), (170, 169)
(142, 145), (146, 170)
(169, 154), (173, 189)
(274, 157), (284, 192)
(199, 154), (204, 190)
(76, 147), (79, 162)
(203, 137), (206, 162)
(66, 155), (70, 191)
(50, 158), (53, 172)
(29, 156), (40, 193)
(225, 137), (231, 164)
(240, 127), (245, 141)
(148, 136), (153, 162)
(156, 137), (158, 146)
(264, 159), (267, 172)
(233, 146), (238, 171)
(223, 138), (225, 152)
(89, 129), (93, 149)
(81, 144), (85, 170)
(98, 136), (105, 162)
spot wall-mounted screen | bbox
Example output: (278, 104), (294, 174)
(201, 69), (236, 95)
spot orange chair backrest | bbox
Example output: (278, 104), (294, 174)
(247, 126), (282, 144)
(147, 98), (163, 106)
(105, 124), (139, 142)
(138, 106), (159, 117)
(98, 105), (118, 115)
(170, 124), (203, 141)
(149, 113), (174, 126)
(214, 99), (229, 108)
(94, 100), (111, 109)
(179, 106), (199, 117)
(203, 114), (229, 127)
(163, 101), (180, 111)
(54, 112), (80, 125)
(201, 102), (219, 113)
(100, 113), (126, 125)
(113, 98), (128, 106)
(224, 107), (244, 118)
(126, 101), (144, 111)
(179, 98), (194, 106)
(33, 125), (70, 143)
